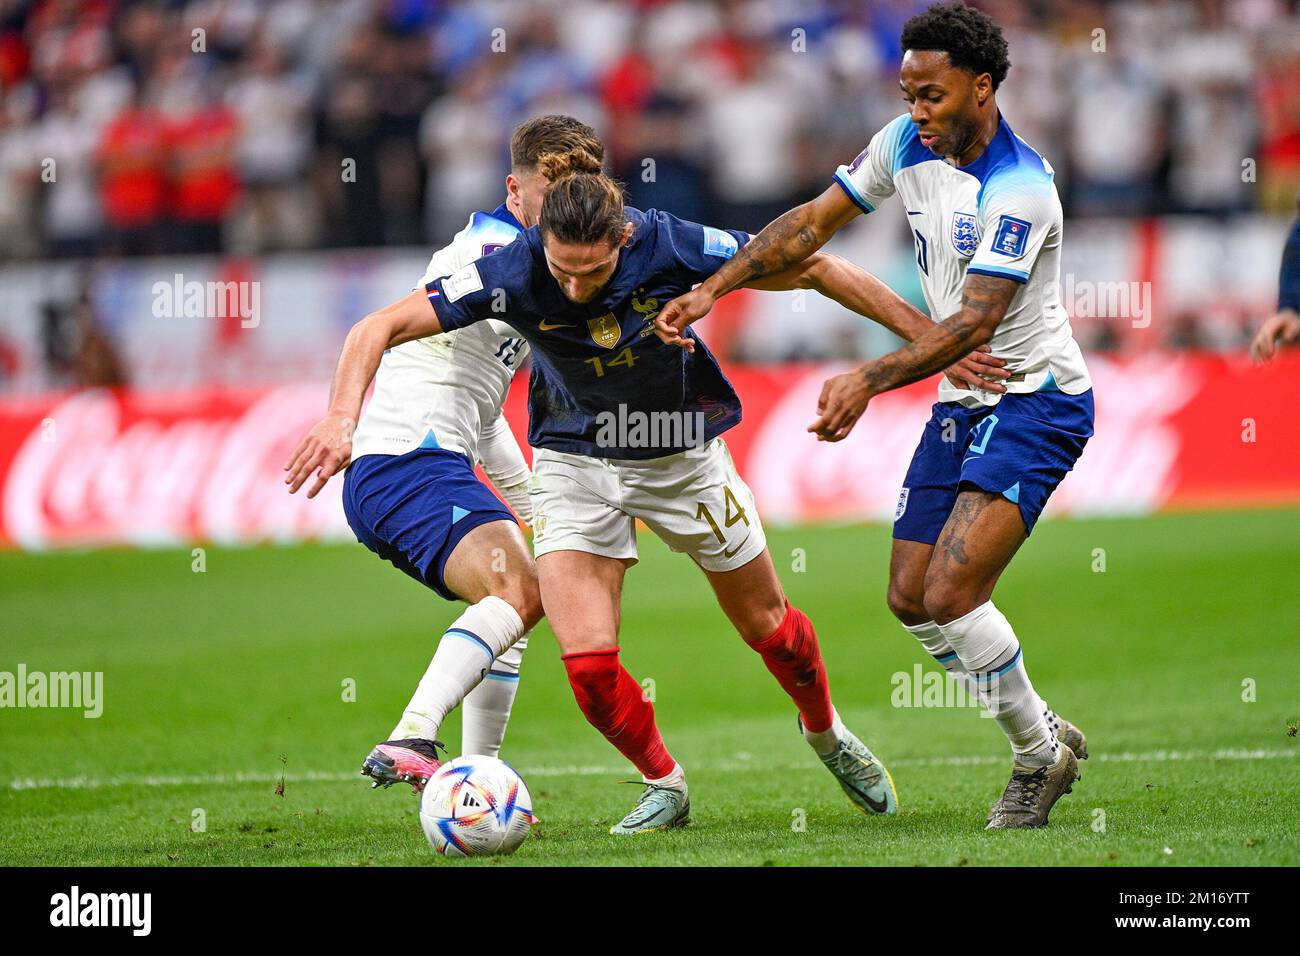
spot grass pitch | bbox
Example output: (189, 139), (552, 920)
(2, 509), (1297, 866)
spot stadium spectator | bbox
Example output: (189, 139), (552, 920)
(0, 0), (1299, 374)
(41, 290), (126, 390)
(0, 0), (1296, 257)
(226, 35), (317, 251)
(98, 85), (168, 256)
(167, 80), (241, 254)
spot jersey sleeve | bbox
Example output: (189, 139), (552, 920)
(478, 413), (531, 487)
(477, 413), (532, 523)
(832, 116), (906, 215)
(423, 239), (531, 332)
(967, 177), (1058, 285)
(417, 245), (460, 289)
(656, 211), (751, 287)
(411, 216), (473, 291)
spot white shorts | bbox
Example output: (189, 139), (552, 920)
(529, 438), (768, 573)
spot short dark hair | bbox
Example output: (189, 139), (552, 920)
(539, 172), (626, 247)
(900, 2), (1010, 90)
(510, 114), (604, 174)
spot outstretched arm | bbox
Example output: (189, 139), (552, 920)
(284, 290), (442, 497)
(740, 252), (932, 340)
(809, 273), (1019, 442)
(654, 184), (862, 337)
(663, 248), (1011, 393)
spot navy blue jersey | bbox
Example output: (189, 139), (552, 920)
(425, 207), (751, 460)
(1280, 201), (1300, 312)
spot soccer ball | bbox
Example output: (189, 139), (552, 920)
(419, 756), (535, 857)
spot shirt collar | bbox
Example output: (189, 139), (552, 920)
(488, 202), (523, 232)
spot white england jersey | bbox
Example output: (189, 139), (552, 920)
(350, 206), (531, 463)
(834, 113), (1091, 407)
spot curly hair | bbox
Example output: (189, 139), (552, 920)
(900, 2), (1011, 90)
(535, 147), (604, 182)
(510, 114), (605, 174)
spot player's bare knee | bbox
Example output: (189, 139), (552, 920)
(886, 582), (929, 625)
(733, 595), (787, 643)
(922, 583), (980, 626)
(491, 573), (544, 630)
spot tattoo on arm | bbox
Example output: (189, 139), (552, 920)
(861, 273), (1018, 395)
(708, 205), (825, 297)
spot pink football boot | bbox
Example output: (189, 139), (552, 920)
(360, 738), (444, 793)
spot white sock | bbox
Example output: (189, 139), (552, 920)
(460, 633), (528, 757)
(645, 762), (687, 793)
(802, 708), (846, 757)
(390, 596), (526, 742)
(936, 602), (1056, 766)
(902, 619), (982, 700)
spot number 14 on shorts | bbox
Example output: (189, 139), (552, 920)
(697, 484), (750, 548)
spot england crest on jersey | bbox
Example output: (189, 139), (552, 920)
(951, 212), (979, 258)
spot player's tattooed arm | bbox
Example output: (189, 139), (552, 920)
(654, 184), (861, 346)
(284, 291), (442, 497)
(862, 273), (1017, 394)
(808, 273), (1018, 442)
(746, 252), (1011, 392)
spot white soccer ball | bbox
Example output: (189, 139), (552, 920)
(419, 756), (535, 857)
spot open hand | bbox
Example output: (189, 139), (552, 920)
(1250, 310), (1300, 362)
(946, 344), (1011, 393)
(284, 412), (356, 498)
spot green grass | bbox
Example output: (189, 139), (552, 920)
(2, 509), (1298, 866)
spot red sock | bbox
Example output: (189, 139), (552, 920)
(562, 648), (677, 780)
(747, 601), (835, 733)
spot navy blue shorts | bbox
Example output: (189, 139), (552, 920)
(342, 447), (518, 601)
(892, 388), (1094, 543)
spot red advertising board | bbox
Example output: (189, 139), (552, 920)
(1, 354), (1297, 550)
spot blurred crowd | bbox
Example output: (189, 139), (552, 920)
(1, 0), (1299, 263)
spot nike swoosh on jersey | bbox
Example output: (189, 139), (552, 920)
(906, 209), (925, 216)
(538, 320), (575, 331)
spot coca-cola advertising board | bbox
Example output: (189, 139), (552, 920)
(1, 354), (1296, 550)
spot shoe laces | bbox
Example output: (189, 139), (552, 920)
(826, 743), (883, 787)
(1003, 765), (1049, 808)
(619, 780), (680, 799)
(617, 780), (680, 822)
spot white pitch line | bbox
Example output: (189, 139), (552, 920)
(6, 748), (1294, 793)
